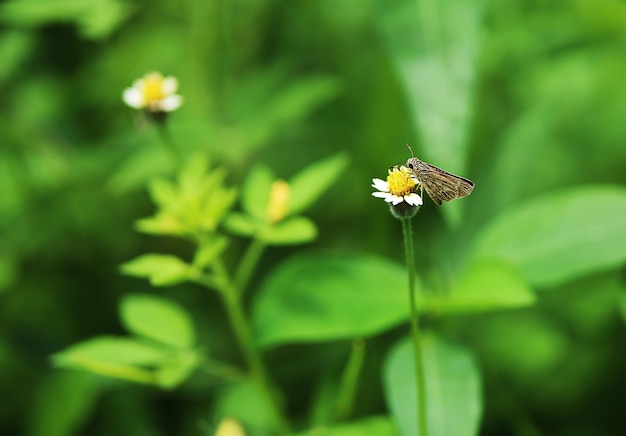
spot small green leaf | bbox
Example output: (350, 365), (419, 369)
(470, 186), (626, 288)
(147, 177), (177, 209)
(242, 165), (274, 221)
(252, 252), (411, 347)
(135, 212), (186, 236)
(198, 184), (238, 232)
(223, 212), (258, 237)
(289, 153), (349, 215)
(384, 335), (482, 436)
(260, 217), (317, 245)
(120, 254), (191, 286)
(154, 349), (201, 389)
(193, 236), (229, 269)
(178, 151), (210, 194)
(120, 294), (195, 348)
(53, 336), (168, 367)
(52, 336), (170, 384)
(423, 261), (536, 314)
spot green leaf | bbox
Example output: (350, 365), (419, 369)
(52, 336), (170, 384)
(135, 212), (186, 237)
(223, 212), (258, 237)
(252, 251), (412, 347)
(292, 416), (398, 436)
(374, 0), (482, 225)
(384, 335), (482, 436)
(120, 294), (195, 348)
(423, 261), (536, 314)
(154, 349), (201, 389)
(242, 165), (274, 221)
(288, 153), (349, 215)
(469, 186), (626, 288)
(193, 236), (229, 269)
(260, 217), (317, 245)
(51, 336), (199, 388)
(120, 254), (192, 286)
(178, 151), (211, 194)
(147, 177), (177, 209)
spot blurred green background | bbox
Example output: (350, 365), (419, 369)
(2, 0), (626, 435)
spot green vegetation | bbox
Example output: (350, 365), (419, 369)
(2, 0), (626, 435)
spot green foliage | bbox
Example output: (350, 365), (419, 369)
(224, 152), (346, 245)
(2, 0), (626, 434)
(423, 260), (535, 314)
(288, 153), (349, 216)
(121, 254), (194, 286)
(384, 336), (482, 436)
(252, 252), (411, 347)
(292, 416), (398, 436)
(136, 153), (238, 237)
(0, 0), (133, 39)
(470, 186), (626, 288)
(120, 294), (196, 348)
(53, 294), (201, 389)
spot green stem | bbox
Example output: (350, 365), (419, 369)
(202, 358), (246, 381)
(401, 217), (428, 436)
(234, 237), (266, 294)
(212, 260), (290, 434)
(334, 338), (366, 421)
(155, 122), (181, 170)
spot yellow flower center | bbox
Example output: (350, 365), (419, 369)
(266, 179), (291, 223)
(387, 166), (416, 197)
(141, 73), (166, 102)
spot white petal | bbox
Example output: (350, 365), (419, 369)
(159, 95), (183, 111)
(405, 193), (423, 206)
(123, 87), (145, 108)
(372, 191), (390, 199)
(371, 178), (389, 191)
(391, 196), (403, 205)
(162, 76), (179, 94)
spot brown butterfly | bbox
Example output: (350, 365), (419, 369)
(405, 156), (474, 206)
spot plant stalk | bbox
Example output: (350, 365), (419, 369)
(213, 260), (290, 434)
(401, 217), (428, 436)
(234, 237), (266, 294)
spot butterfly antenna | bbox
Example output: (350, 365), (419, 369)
(406, 143), (414, 157)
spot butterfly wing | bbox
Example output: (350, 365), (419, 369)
(414, 162), (474, 206)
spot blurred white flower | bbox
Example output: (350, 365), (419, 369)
(123, 72), (183, 112)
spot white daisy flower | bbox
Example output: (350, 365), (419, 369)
(372, 165), (423, 207)
(123, 72), (183, 112)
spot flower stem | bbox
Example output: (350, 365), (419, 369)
(234, 237), (266, 294)
(401, 217), (428, 436)
(212, 260), (290, 434)
(334, 338), (366, 421)
(155, 122), (181, 170)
